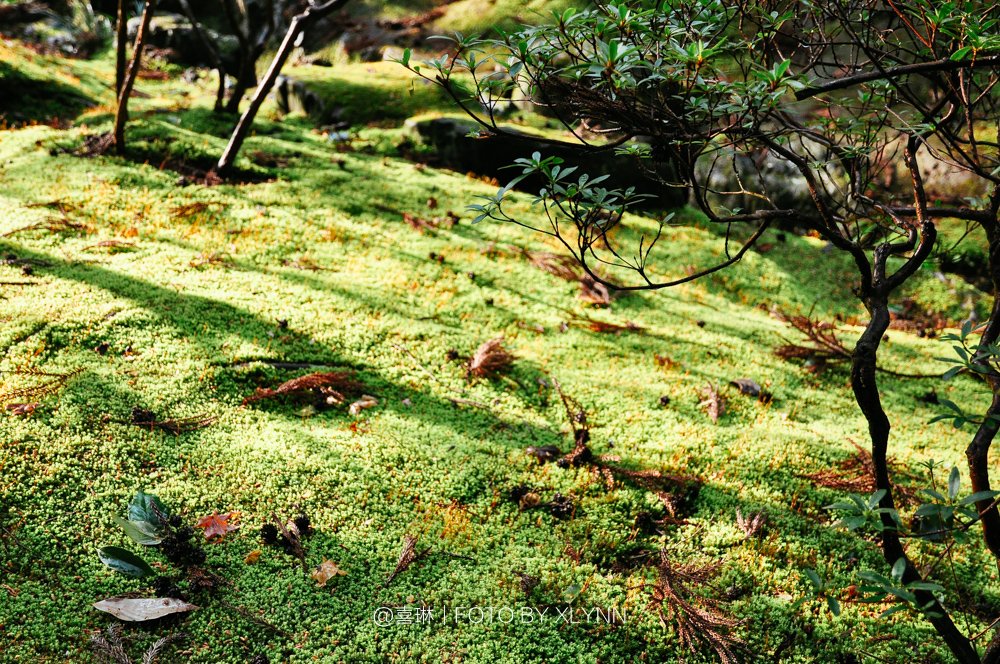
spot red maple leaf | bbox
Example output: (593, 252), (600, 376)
(195, 511), (240, 542)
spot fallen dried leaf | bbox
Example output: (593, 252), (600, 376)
(729, 378), (761, 396)
(195, 511), (240, 542)
(92, 597), (198, 621)
(244, 550), (261, 564)
(311, 558), (346, 587)
(349, 394), (378, 415)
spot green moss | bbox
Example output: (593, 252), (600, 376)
(0, 42), (993, 664)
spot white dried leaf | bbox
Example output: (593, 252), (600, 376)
(93, 597), (199, 621)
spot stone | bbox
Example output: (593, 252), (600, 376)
(404, 117), (689, 210)
(272, 75), (325, 119)
(127, 13), (238, 69)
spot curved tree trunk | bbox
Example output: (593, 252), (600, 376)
(966, 227), (1000, 566)
(851, 296), (979, 664)
(216, 0), (352, 175)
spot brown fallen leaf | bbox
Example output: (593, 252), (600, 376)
(311, 558), (346, 587)
(349, 394), (378, 415)
(244, 549), (261, 564)
(195, 511), (240, 542)
(92, 597), (199, 621)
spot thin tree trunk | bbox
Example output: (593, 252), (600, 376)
(114, 0), (158, 154)
(177, 0), (227, 112)
(224, 58), (256, 114)
(216, 0), (352, 175)
(850, 140), (978, 662)
(852, 295), (980, 664)
(115, 0), (127, 96)
(966, 228), (1000, 566)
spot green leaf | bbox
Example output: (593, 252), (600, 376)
(950, 46), (973, 61)
(97, 546), (155, 577)
(826, 596), (841, 616)
(959, 490), (1000, 506)
(858, 570), (891, 585)
(803, 568), (822, 588)
(921, 488), (947, 502)
(112, 515), (162, 546)
(127, 490), (168, 533)
(948, 466), (961, 500)
(943, 366), (962, 381)
(401, 48), (411, 68)
(891, 558), (907, 583)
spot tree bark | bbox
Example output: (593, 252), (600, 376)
(966, 227), (1000, 564)
(114, 0), (158, 154)
(115, 0), (127, 96)
(177, 0), (227, 112)
(215, 0), (352, 175)
(852, 289), (980, 664)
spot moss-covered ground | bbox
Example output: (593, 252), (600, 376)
(0, 37), (996, 664)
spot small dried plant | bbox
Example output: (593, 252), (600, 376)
(798, 441), (918, 504)
(551, 380), (699, 519)
(0, 366), (83, 405)
(646, 550), (745, 664)
(773, 312), (851, 374)
(467, 337), (517, 380)
(90, 624), (189, 664)
(243, 371), (366, 407)
(189, 250), (236, 269)
(699, 382), (727, 423)
(735, 507), (767, 540)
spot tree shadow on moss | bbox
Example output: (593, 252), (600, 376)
(0, 59), (95, 125)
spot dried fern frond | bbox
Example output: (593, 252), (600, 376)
(243, 371), (365, 405)
(647, 550), (745, 664)
(467, 338), (517, 378)
(169, 202), (224, 219)
(91, 624), (131, 664)
(735, 507), (767, 540)
(2, 216), (88, 238)
(772, 312), (850, 373)
(566, 311), (643, 334)
(402, 212), (437, 232)
(577, 274), (615, 305)
(129, 407), (217, 436)
(83, 240), (136, 251)
(139, 634), (190, 664)
(91, 624), (189, 664)
(0, 366), (83, 405)
(517, 247), (581, 282)
(798, 441), (918, 504)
